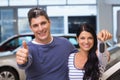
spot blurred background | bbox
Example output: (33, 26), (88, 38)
(0, 0), (120, 45)
(0, 0), (120, 80)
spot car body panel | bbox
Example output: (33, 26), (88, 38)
(0, 51), (26, 80)
(0, 33), (119, 80)
(102, 44), (120, 80)
(0, 33), (78, 80)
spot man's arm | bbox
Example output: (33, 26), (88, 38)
(16, 41), (32, 69)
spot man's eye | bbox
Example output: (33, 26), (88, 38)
(33, 24), (38, 27)
(41, 22), (46, 25)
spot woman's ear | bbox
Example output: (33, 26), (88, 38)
(76, 36), (79, 42)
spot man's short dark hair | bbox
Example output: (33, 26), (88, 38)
(28, 7), (49, 25)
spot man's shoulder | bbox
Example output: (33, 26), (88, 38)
(53, 36), (72, 46)
(53, 36), (69, 42)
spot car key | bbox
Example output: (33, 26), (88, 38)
(99, 42), (105, 53)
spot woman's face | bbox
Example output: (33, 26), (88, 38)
(77, 31), (94, 52)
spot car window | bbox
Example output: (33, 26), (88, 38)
(106, 47), (120, 70)
(66, 37), (79, 48)
(2, 36), (33, 51)
(68, 38), (78, 45)
(18, 36), (33, 45)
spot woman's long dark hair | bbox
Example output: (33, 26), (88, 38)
(76, 23), (100, 80)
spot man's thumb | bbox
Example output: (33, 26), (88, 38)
(22, 41), (28, 49)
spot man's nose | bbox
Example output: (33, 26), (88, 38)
(38, 24), (43, 31)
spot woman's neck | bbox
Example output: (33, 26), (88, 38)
(79, 50), (88, 57)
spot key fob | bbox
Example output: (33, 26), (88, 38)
(99, 42), (105, 53)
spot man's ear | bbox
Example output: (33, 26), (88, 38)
(48, 20), (51, 23)
(30, 26), (33, 32)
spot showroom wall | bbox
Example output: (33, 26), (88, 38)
(97, 0), (120, 45)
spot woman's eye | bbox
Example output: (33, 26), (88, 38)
(80, 37), (85, 39)
(88, 37), (93, 40)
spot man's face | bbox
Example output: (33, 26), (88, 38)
(30, 16), (51, 44)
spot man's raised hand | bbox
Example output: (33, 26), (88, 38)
(16, 41), (29, 65)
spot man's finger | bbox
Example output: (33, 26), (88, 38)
(22, 41), (28, 49)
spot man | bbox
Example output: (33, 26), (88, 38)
(16, 7), (112, 80)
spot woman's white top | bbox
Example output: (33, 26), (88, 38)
(68, 53), (85, 80)
(68, 41), (108, 80)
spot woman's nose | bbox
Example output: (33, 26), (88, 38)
(85, 39), (89, 43)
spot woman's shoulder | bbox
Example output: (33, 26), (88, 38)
(69, 53), (76, 58)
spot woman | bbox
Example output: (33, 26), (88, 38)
(68, 23), (110, 80)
